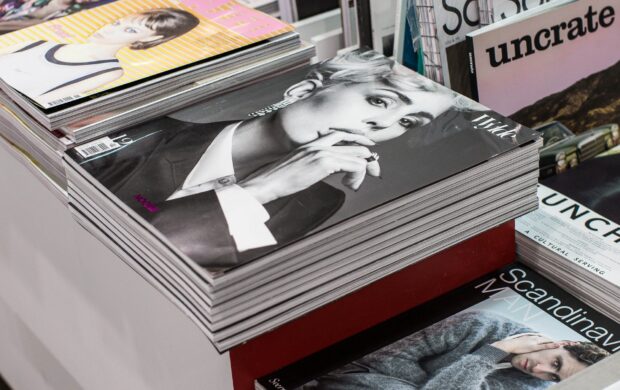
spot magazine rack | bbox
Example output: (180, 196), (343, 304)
(0, 144), (516, 389)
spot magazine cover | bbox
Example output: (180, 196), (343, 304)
(432, 0), (480, 96)
(469, 0), (619, 181)
(0, 0), (292, 109)
(256, 263), (619, 389)
(0, 0), (116, 34)
(516, 153), (620, 290)
(66, 49), (538, 272)
(467, 0), (619, 121)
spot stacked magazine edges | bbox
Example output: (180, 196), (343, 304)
(0, 0), (313, 189)
(517, 154), (620, 325)
(63, 49), (542, 351)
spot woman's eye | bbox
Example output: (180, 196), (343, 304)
(551, 374), (560, 382)
(367, 96), (393, 108)
(399, 116), (426, 129)
(399, 118), (413, 128)
(125, 27), (137, 33)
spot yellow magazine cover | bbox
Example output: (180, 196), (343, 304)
(0, 0), (293, 109)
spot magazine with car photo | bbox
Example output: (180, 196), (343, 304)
(467, 0), (619, 180)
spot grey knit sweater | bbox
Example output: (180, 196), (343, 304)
(303, 311), (550, 390)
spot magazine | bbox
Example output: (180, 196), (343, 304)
(468, 0), (619, 181)
(467, 0), (618, 122)
(517, 154), (620, 291)
(256, 263), (620, 389)
(0, 0), (292, 109)
(432, 0), (480, 96)
(65, 49), (539, 272)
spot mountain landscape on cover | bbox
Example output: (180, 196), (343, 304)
(510, 60), (620, 133)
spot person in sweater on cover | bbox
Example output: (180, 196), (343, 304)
(304, 311), (609, 389)
(0, 7), (199, 105)
(81, 49), (486, 269)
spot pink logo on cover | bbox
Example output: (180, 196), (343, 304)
(134, 194), (159, 213)
(182, 0), (288, 39)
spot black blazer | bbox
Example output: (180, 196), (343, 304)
(84, 117), (345, 270)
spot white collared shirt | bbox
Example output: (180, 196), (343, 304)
(167, 122), (276, 252)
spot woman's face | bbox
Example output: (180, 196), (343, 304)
(277, 81), (455, 145)
(89, 16), (160, 45)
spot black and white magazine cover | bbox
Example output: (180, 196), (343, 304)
(256, 263), (619, 389)
(431, 0), (481, 96)
(65, 49), (538, 273)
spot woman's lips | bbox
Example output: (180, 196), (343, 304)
(522, 359), (529, 371)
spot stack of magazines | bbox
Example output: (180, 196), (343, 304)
(0, 0), (313, 190)
(517, 155), (620, 325)
(63, 48), (541, 351)
(465, 0), (620, 327)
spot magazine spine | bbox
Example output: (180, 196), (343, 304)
(466, 35), (480, 101)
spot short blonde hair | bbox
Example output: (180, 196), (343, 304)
(308, 49), (486, 112)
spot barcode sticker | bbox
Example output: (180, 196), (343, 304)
(45, 94), (82, 108)
(75, 137), (120, 158)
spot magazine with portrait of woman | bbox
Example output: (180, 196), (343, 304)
(0, 0), (293, 109)
(66, 48), (540, 272)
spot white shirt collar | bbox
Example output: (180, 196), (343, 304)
(167, 122), (240, 201)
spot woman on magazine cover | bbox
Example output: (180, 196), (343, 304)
(82, 49), (487, 269)
(0, 7), (199, 106)
(303, 311), (609, 389)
